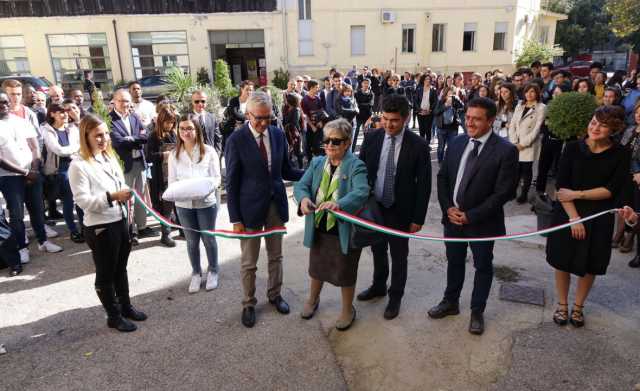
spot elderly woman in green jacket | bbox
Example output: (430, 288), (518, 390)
(294, 118), (370, 331)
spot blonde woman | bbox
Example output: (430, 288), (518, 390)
(69, 114), (146, 332)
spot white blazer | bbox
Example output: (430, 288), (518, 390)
(508, 102), (546, 162)
(69, 153), (129, 227)
(41, 123), (80, 175)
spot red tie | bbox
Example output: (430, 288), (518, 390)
(259, 134), (268, 165)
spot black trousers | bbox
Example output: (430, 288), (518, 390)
(443, 225), (495, 312)
(371, 204), (410, 300)
(536, 136), (563, 193)
(518, 161), (533, 193)
(0, 233), (20, 271)
(417, 114), (434, 145)
(84, 218), (132, 314)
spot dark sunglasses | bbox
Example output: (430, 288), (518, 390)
(193, 100), (207, 104)
(322, 138), (346, 146)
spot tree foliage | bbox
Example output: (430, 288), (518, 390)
(271, 68), (290, 90)
(555, 0), (614, 57)
(515, 39), (563, 68)
(213, 59), (237, 99)
(606, 0), (640, 37)
(546, 92), (598, 140)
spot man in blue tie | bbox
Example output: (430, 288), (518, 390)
(429, 97), (518, 335)
(357, 94), (431, 319)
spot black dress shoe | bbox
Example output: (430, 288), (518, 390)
(383, 298), (401, 320)
(242, 306), (256, 328)
(469, 311), (485, 335)
(629, 255), (640, 268)
(48, 210), (64, 220)
(160, 234), (176, 248)
(427, 299), (460, 319)
(70, 232), (85, 243)
(131, 236), (139, 246)
(138, 227), (160, 238)
(269, 295), (290, 314)
(9, 267), (22, 277)
(356, 286), (387, 301)
(122, 306), (148, 321)
(107, 316), (137, 332)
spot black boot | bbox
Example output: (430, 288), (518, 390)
(516, 187), (529, 204)
(115, 277), (148, 322)
(160, 226), (176, 248)
(95, 286), (137, 332)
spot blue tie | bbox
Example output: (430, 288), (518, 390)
(381, 136), (396, 208)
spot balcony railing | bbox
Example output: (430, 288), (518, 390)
(0, 0), (278, 18)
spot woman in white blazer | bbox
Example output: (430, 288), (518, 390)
(41, 103), (83, 242)
(509, 83), (546, 203)
(69, 114), (147, 333)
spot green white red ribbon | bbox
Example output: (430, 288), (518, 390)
(131, 190), (287, 239)
(329, 208), (617, 243)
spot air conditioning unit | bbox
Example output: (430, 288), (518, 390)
(381, 10), (396, 24)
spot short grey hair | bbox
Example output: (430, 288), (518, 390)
(246, 91), (272, 112)
(323, 118), (352, 141)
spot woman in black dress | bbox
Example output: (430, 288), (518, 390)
(546, 105), (630, 328)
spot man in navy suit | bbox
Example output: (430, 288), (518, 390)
(109, 89), (157, 244)
(428, 97), (518, 335)
(225, 92), (304, 328)
(357, 94), (431, 320)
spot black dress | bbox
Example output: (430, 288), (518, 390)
(546, 140), (630, 276)
(146, 130), (177, 215)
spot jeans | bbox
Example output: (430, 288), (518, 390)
(176, 205), (219, 275)
(24, 173), (47, 244)
(57, 170), (78, 234)
(437, 127), (459, 163)
(517, 161), (533, 195)
(0, 175), (27, 249)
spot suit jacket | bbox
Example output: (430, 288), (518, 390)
(225, 124), (304, 228)
(437, 132), (519, 237)
(508, 102), (546, 162)
(109, 110), (148, 173)
(358, 128), (431, 226)
(413, 86), (438, 114)
(191, 111), (223, 155)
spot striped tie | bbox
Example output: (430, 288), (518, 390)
(381, 136), (396, 208)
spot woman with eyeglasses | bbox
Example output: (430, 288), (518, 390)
(41, 103), (84, 243)
(169, 115), (221, 294)
(294, 118), (370, 331)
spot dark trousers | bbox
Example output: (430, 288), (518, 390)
(305, 125), (324, 160)
(0, 233), (21, 271)
(84, 218), (132, 315)
(437, 127), (458, 163)
(24, 173), (47, 244)
(417, 114), (434, 145)
(443, 225), (495, 312)
(535, 137), (563, 193)
(517, 161), (533, 193)
(371, 205), (410, 300)
(0, 176), (27, 249)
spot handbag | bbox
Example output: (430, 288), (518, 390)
(350, 195), (385, 249)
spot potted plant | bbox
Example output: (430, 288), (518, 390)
(546, 92), (598, 140)
(214, 59), (237, 106)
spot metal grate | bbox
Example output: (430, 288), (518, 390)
(499, 283), (545, 306)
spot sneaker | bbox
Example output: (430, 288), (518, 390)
(38, 240), (63, 253)
(45, 225), (59, 238)
(19, 248), (30, 264)
(205, 271), (219, 291)
(188, 275), (202, 294)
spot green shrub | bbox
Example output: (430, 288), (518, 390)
(196, 67), (211, 85)
(213, 59), (237, 99)
(91, 89), (111, 129)
(546, 92), (598, 140)
(514, 39), (563, 68)
(265, 85), (284, 111)
(271, 68), (290, 90)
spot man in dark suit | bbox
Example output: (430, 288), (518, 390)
(190, 90), (222, 156)
(225, 91), (304, 328)
(428, 97), (518, 335)
(357, 94), (431, 319)
(109, 89), (157, 244)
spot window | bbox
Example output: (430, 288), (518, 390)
(539, 26), (550, 44)
(463, 23), (477, 51)
(432, 24), (446, 52)
(130, 31), (189, 79)
(351, 26), (365, 56)
(47, 33), (112, 91)
(298, 0), (311, 20)
(493, 22), (508, 51)
(0, 36), (30, 76)
(402, 25), (416, 53)
(298, 20), (313, 56)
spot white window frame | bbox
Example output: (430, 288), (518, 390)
(463, 22), (477, 52)
(432, 24), (446, 52)
(493, 22), (508, 51)
(298, 20), (313, 56)
(298, 0), (311, 20)
(350, 25), (366, 56)
(402, 24), (416, 54)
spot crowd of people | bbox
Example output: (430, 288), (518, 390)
(2, 59), (640, 335)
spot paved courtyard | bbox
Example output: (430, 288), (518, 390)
(2, 152), (640, 391)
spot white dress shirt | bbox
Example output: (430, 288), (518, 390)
(249, 122), (271, 172)
(168, 144), (221, 209)
(453, 130), (492, 207)
(0, 116), (35, 177)
(374, 129), (405, 202)
(420, 89), (431, 111)
(133, 99), (156, 128)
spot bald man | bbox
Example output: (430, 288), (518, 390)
(48, 85), (64, 105)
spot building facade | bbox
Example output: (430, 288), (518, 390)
(0, 0), (565, 91)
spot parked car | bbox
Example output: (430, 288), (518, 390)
(117, 75), (171, 100)
(556, 61), (593, 78)
(0, 75), (53, 93)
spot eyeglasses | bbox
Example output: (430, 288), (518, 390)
(193, 100), (207, 104)
(249, 112), (273, 121)
(322, 138), (346, 146)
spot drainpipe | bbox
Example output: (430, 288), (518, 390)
(281, 0), (290, 70)
(112, 19), (125, 82)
